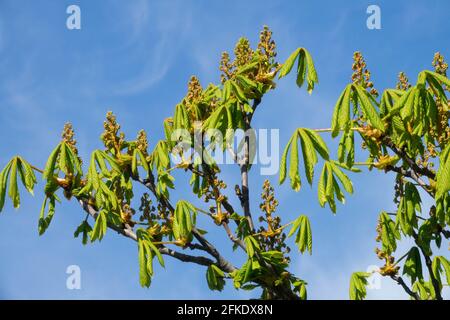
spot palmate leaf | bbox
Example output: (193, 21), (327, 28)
(280, 128), (329, 191)
(349, 272), (371, 300)
(0, 157), (38, 212)
(287, 215), (312, 254)
(278, 47), (318, 94)
(331, 84), (384, 139)
(137, 229), (165, 288)
(316, 161), (353, 213)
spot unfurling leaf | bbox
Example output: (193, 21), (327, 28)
(349, 272), (371, 300)
(288, 215), (312, 254)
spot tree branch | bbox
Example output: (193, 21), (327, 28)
(390, 275), (420, 300)
(76, 197), (217, 268)
(385, 165), (434, 197)
(134, 175), (238, 274)
(383, 136), (435, 179)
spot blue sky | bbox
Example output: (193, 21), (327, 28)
(0, 0), (449, 299)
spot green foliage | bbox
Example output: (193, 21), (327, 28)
(206, 264), (226, 291)
(279, 128), (329, 191)
(173, 200), (197, 244)
(74, 220), (93, 245)
(403, 247), (423, 284)
(91, 209), (108, 242)
(436, 143), (450, 199)
(432, 256), (450, 287)
(396, 182), (421, 236)
(137, 229), (165, 288)
(0, 156), (37, 211)
(317, 161), (353, 213)
(349, 272), (371, 300)
(287, 215), (312, 254)
(331, 84), (384, 137)
(38, 195), (58, 235)
(1, 27), (449, 301)
(378, 212), (401, 255)
(278, 47), (318, 94)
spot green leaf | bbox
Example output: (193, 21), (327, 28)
(289, 131), (301, 191)
(298, 129), (317, 185)
(331, 86), (348, 137)
(17, 157), (37, 195)
(425, 70), (450, 88)
(138, 240), (151, 287)
(397, 182), (420, 236)
(206, 264), (225, 291)
(378, 212), (400, 255)
(288, 215), (312, 254)
(329, 162), (353, 194)
(230, 81), (247, 102)
(302, 49), (318, 94)
(222, 80), (232, 102)
(278, 48), (301, 78)
(353, 85), (384, 132)
(147, 240), (165, 268)
(44, 143), (62, 183)
(173, 200), (197, 241)
(8, 158), (19, 208)
(303, 128), (329, 160)
(436, 144), (450, 199)
(173, 103), (191, 131)
(91, 210), (108, 242)
(349, 272), (370, 300)
(74, 220), (93, 245)
(317, 164), (327, 207)
(279, 134), (295, 185)
(0, 161), (12, 212)
(435, 256), (450, 285)
(244, 235), (260, 258)
(403, 247), (423, 284)
(38, 196), (56, 235)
